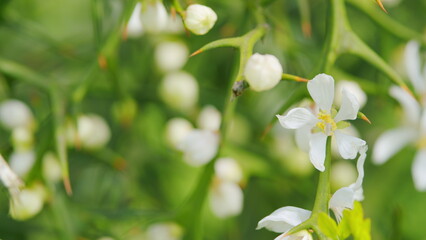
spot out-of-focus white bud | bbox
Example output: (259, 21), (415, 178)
(12, 127), (34, 151)
(155, 41), (188, 72)
(77, 114), (111, 150)
(127, 3), (144, 38)
(0, 99), (34, 130)
(42, 152), (62, 183)
(9, 150), (36, 178)
(330, 161), (357, 191)
(165, 118), (193, 149)
(10, 183), (46, 220)
(159, 71), (198, 112)
(178, 130), (219, 166)
(165, 15), (185, 33)
(197, 105), (221, 131)
(0, 154), (23, 196)
(209, 181), (243, 218)
(141, 0), (168, 33)
(146, 222), (183, 240)
(381, 0), (402, 7)
(244, 53), (283, 91)
(214, 158), (242, 183)
(335, 80), (367, 108)
(184, 4), (217, 35)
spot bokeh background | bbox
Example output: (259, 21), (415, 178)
(0, 0), (426, 239)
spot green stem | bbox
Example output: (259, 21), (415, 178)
(312, 137), (332, 214)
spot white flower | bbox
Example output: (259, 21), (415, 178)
(214, 157), (242, 183)
(146, 222), (183, 240)
(197, 105), (221, 131)
(155, 41), (188, 72)
(257, 206), (311, 236)
(178, 130), (219, 166)
(10, 183), (46, 220)
(42, 152), (62, 183)
(127, 3), (144, 38)
(77, 114), (111, 150)
(0, 154), (23, 196)
(277, 74), (366, 171)
(140, 0), (168, 33)
(209, 181), (243, 218)
(9, 150), (36, 177)
(329, 145), (367, 221)
(373, 40), (426, 191)
(0, 99), (34, 130)
(244, 53), (283, 92)
(165, 118), (194, 149)
(159, 71), (199, 112)
(184, 4), (217, 35)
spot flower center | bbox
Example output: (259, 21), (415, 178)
(316, 111), (337, 136)
(417, 137), (426, 149)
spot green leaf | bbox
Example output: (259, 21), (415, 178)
(318, 212), (339, 240)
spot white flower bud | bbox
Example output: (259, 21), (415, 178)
(12, 127), (34, 151)
(42, 152), (62, 183)
(244, 53), (283, 91)
(197, 105), (221, 131)
(214, 158), (242, 183)
(10, 183), (46, 220)
(155, 41), (188, 72)
(141, 0), (168, 33)
(10, 150), (36, 178)
(184, 4), (217, 35)
(146, 222), (183, 240)
(165, 118), (193, 149)
(209, 181), (243, 218)
(77, 114), (111, 150)
(159, 71), (198, 112)
(127, 3), (144, 38)
(330, 161), (357, 191)
(178, 130), (219, 166)
(335, 80), (367, 108)
(0, 99), (34, 130)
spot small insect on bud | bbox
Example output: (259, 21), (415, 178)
(184, 4), (217, 35)
(244, 53), (283, 92)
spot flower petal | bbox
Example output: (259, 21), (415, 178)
(309, 133), (328, 172)
(334, 89), (360, 122)
(334, 131), (366, 160)
(257, 206), (311, 233)
(389, 86), (421, 125)
(329, 187), (355, 222)
(412, 149), (426, 191)
(372, 127), (417, 165)
(352, 145), (368, 190)
(307, 74), (335, 112)
(295, 126), (312, 152)
(404, 40), (426, 94)
(276, 108), (317, 129)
